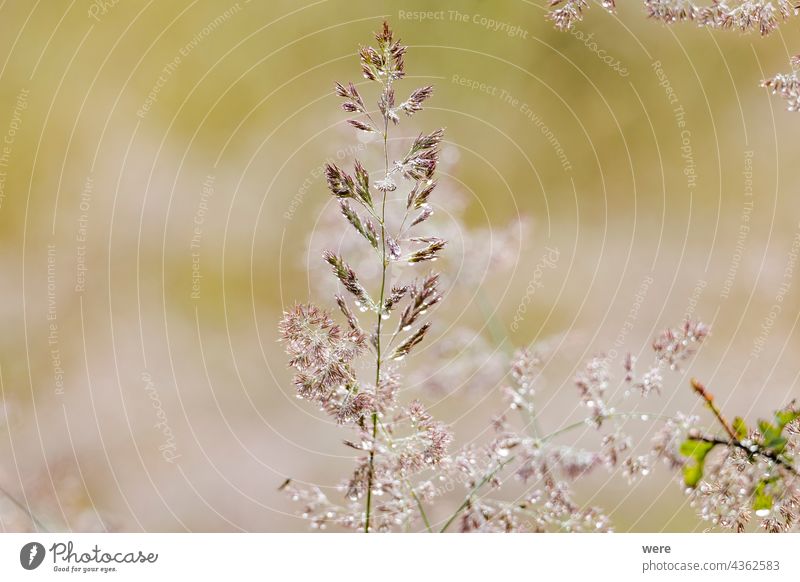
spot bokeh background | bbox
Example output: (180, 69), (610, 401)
(0, 0), (798, 532)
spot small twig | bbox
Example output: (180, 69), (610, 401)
(691, 434), (799, 478)
(690, 378), (737, 441)
(689, 378), (799, 477)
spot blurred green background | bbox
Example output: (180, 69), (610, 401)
(0, 0), (799, 532)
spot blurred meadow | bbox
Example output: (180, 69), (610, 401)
(0, 0), (799, 532)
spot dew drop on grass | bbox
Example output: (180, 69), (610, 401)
(755, 508), (771, 518)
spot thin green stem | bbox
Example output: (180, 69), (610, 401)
(365, 91), (392, 534)
(439, 410), (674, 532)
(439, 456), (516, 533)
(375, 418), (432, 531)
(540, 411), (674, 443)
(410, 486), (432, 532)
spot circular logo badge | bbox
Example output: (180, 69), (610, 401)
(20, 542), (46, 570)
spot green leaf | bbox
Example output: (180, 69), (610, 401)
(732, 416), (748, 441)
(765, 436), (788, 454)
(775, 409), (800, 430)
(753, 479), (775, 514)
(683, 463), (704, 488)
(758, 420), (788, 454)
(679, 439), (716, 488)
(679, 439), (715, 459)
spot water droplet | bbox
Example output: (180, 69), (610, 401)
(381, 313), (390, 320)
(641, 469), (650, 476)
(755, 508), (771, 518)
(640, 414), (649, 421)
(497, 448), (509, 458)
(393, 355), (405, 362)
(402, 324), (412, 331)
